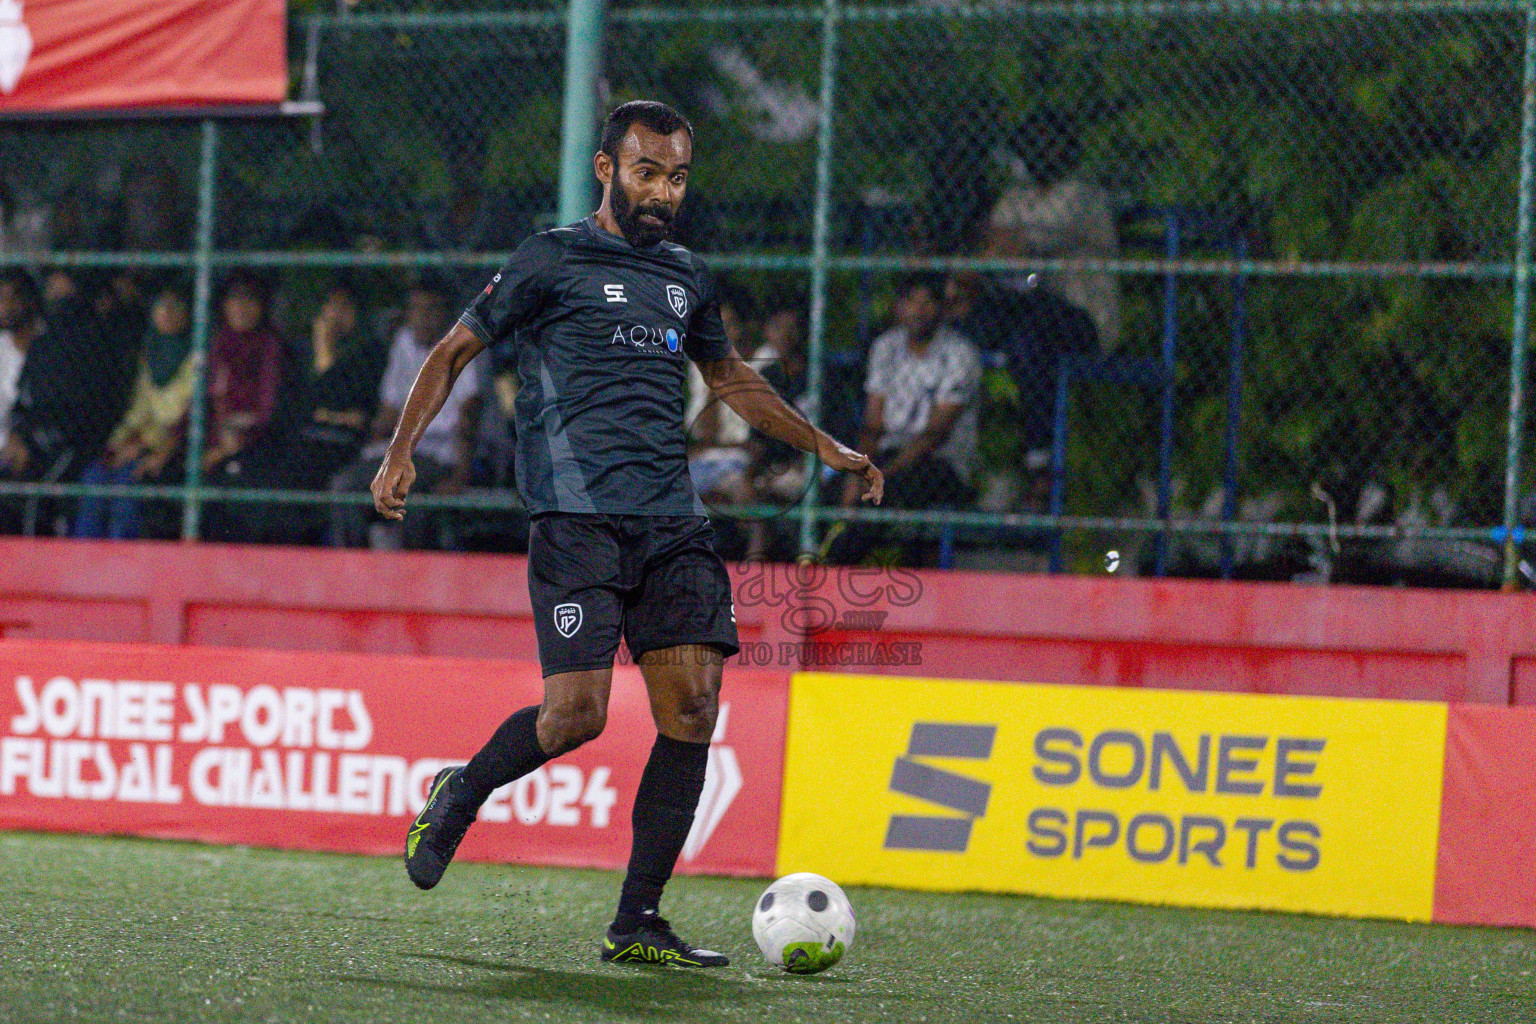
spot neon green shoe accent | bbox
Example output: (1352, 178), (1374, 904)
(783, 940), (845, 975)
(604, 941), (702, 966)
(406, 770), (456, 858)
(419, 770), (456, 815)
(406, 822), (428, 858)
(405, 769), (459, 863)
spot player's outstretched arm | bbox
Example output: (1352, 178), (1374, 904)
(699, 351), (883, 505)
(371, 322), (486, 519)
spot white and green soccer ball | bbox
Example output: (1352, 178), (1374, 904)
(751, 872), (856, 975)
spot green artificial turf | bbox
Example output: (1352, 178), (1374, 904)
(1, 831), (1532, 1023)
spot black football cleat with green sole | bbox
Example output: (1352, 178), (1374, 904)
(405, 765), (475, 890)
(601, 915), (729, 968)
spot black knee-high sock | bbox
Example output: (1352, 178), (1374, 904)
(614, 733), (710, 929)
(459, 706), (551, 809)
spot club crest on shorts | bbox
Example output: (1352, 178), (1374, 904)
(553, 602), (583, 638)
(666, 284), (688, 318)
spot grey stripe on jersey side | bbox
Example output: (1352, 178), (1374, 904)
(537, 355), (597, 513)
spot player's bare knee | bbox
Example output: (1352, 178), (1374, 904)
(537, 703), (607, 755)
(667, 690), (717, 744)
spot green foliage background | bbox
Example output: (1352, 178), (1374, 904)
(1, 2), (1523, 534)
(257, 5), (1524, 525)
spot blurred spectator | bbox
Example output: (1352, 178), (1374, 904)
(944, 271), (1027, 355)
(73, 281), (195, 540)
(212, 280), (386, 545)
(741, 305), (812, 560)
(0, 180), (51, 255)
(120, 161), (191, 252)
(203, 272), (284, 475)
(49, 187), (106, 252)
(829, 273), (981, 565)
(984, 108), (1120, 348)
(687, 291), (755, 502)
(476, 341), (519, 488)
(42, 268), (80, 314)
(419, 179), (522, 298)
(329, 275), (481, 549)
(0, 269), (128, 532)
(92, 270), (148, 368)
(945, 269), (1096, 481)
(0, 305), (25, 459)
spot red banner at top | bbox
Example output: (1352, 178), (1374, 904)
(0, 0), (287, 115)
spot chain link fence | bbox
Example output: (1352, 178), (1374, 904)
(0, 0), (1529, 587)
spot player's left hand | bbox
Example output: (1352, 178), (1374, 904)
(371, 449), (416, 520)
(818, 435), (883, 505)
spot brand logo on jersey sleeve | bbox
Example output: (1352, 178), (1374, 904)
(667, 285), (688, 318)
(604, 284), (628, 303)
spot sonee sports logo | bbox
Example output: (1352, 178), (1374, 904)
(553, 602), (583, 638)
(604, 284), (628, 303)
(883, 722), (995, 853)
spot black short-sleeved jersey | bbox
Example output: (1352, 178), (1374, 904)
(458, 217), (734, 516)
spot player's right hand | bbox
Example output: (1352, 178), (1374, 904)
(818, 435), (883, 505)
(371, 450), (416, 520)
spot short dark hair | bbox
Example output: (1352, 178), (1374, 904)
(325, 275), (362, 309)
(221, 269), (271, 307)
(405, 271), (453, 305)
(0, 269), (42, 318)
(153, 277), (192, 307)
(896, 272), (945, 301)
(601, 100), (693, 162)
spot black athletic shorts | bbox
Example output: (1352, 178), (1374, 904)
(528, 512), (740, 676)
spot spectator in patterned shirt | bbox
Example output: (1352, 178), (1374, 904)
(830, 273), (981, 565)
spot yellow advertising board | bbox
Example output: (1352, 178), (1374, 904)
(779, 673), (1448, 921)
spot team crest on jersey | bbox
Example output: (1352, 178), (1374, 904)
(667, 284), (688, 318)
(553, 602), (583, 638)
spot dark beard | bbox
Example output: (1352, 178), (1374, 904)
(611, 184), (673, 248)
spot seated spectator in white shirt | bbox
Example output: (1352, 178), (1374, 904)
(329, 275), (481, 549)
(830, 273), (981, 565)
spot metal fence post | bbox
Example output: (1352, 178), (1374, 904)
(180, 119), (220, 541)
(558, 0), (608, 226)
(797, 0), (841, 560)
(1503, 3), (1536, 586)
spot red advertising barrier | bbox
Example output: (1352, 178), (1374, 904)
(3, 633), (1534, 931)
(0, 0), (286, 114)
(0, 538), (1533, 706)
(789, 567), (1536, 705)
(0, 639), (787, 877)
(1433, 704), (1536, 927)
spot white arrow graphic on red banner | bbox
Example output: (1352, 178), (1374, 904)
(681, 702), (741, 862)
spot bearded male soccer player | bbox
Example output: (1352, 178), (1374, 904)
(374, 101), (883, 967)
